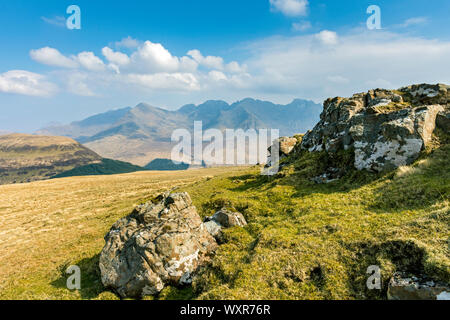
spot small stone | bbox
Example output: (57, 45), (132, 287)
(204, 208), (247, 241)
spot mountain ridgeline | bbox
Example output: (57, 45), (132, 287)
(37, 99), (322, 166)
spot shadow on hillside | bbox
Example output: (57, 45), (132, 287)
(347, 239), (428, 300)
(227, 169), (382, 199)
(51, 253), (109, 300)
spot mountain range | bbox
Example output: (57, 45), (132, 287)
(37, 98), (322, 166)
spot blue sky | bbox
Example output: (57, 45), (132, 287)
(0, 0), (449, 132)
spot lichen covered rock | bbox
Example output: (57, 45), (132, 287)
(301, 84), (449, 172)
(204, 208), (247, 241)
(99, 192), (218, 298)
(388, 272), (450, 300)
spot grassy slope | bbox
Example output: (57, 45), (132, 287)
(0, 133), (448, 300)
(181, 130), (449, 300)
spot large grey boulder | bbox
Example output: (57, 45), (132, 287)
(388, 272), (450, 300)
(99, 192), (218, 298)
(301, 84), (449, 172)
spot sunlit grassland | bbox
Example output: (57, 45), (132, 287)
(0, 132), (448, 300)
(0, 167), (251, 300)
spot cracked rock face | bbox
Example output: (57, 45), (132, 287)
(301, 84), (449, 172)
(99, 192), (218, 298)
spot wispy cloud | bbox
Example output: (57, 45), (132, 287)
(0, 70), (57, 97)
(41, 16), (66, 28)
(292, 21), (311, 32)
(398, 17), (428, 28)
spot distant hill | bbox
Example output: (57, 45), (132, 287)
(53, 158), (146, 178)
(145, 158), (190, 171)
(38, 99), (322, 166)
(0, 133), (102, 184)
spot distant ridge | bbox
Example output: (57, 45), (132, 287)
(145, 158), (190, 171)
(53, 158), (146, 178)
(0, 133), (102, 184)
(38, 98), (322, 166)
(0, 133), (147, 185)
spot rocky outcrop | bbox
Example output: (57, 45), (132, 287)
(388, 272), (450, 300)
(99, 192), (218, 298)
(204, 208), (247, 242)
(301, 84), (449, 172)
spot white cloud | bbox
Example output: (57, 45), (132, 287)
(115, 36), (140, 49)
(76, 52), (106, 72)
(241, 29), (450, 101)
(30, 47), (78, 68)
(315, 30), (339, 45)
(270, 0), (309, 17)
(292, 21), (311, 31)
(226, 61), (247, 74)
(27, 30), (450, 103)
(30, 40), (248, 96)
(187, 49), (245, 73)
(0, 70), (57, 97)
(130, 41), (181, 73)
(127, 73), (200, 91)
(209, 70), (227, 82)
(187, 49), (224, 70)
(102, 47), (130, 66)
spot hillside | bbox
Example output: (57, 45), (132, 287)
(38, 99), (322, 166)
(0, 84), (448, 300)
(145, 158), (190, 171)
(52, 159), (146, 179)
(0, 133), (102, 185)
(0, 134), (447, 300)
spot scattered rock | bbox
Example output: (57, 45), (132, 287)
(311, 167), (343, 184)
(301, 84), (449, 172)
(204, 208), (247, 241)
(99, 192), (218, 298)
(387, 272), (450, 300)
(266, 136), (300, 169)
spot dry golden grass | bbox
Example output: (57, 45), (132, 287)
(0, 167), (251, 299)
